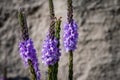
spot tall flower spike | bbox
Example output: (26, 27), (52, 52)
(63, 20), (78, 52)
(64, 0), (78, 80)
(42, 0), (61, 80)
(43, 0), (56, 80)
(18, 8), (40, 80)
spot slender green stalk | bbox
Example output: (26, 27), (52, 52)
(28, 60), (36, 80)
(48, 65), (53, 80)
(67, 0), (73, 23)
(48, 0), (55, 38)
(49, 0), (55, 20)
(53, 62), (58, 80)
(18, 8), (29, 41)
(18, 9), (37, 80)
(54, 18), (62, 80)
(55, 18), (61, 39)
(68, 50), (73, 80)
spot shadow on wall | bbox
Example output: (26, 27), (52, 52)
(8, 76), (29, 80)
(7, 76), (29, 80)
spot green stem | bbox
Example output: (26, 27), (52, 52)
(54, 62), (58, 80)
(48, 0), (55, 39)
(54, 18), (61, 80)
(18, 8), (29, 41)
(55, 18), (61, 39)
(49, 0), (55, 20)
(28, 60), (36, 80)
(68, 50), (73, 80)
(67, 0), (73, 23)
(48, 65), (53, 80)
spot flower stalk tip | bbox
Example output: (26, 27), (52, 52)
(67, 0), (73, 23)
(49, 0), (55, 20)
(18, 8), (29, 41)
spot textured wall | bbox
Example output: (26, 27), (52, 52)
(0, 0), (120, 80)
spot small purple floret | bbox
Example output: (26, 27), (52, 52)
(19, 38), (40, 80)
(63, 20), (78, 52)
(42, 34), (61, 66)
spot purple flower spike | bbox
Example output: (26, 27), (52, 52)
(42, 34), (61, 66)
(19, 38), (40, 80)
(64, 20), (78, 52)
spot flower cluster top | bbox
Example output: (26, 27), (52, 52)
(42, 33), (61, 65)
(19, 38), (40, 80)
(64, 20), (78, 52)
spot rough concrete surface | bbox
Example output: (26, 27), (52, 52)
(0, 0), (120, 80)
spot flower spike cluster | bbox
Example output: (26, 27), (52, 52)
(42, 33), (61, 66)
(64, 20), (78, 52)
(19, 38), (40, 80)
(18, 8), (40, 80)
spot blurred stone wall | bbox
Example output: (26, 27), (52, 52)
(0, 0), (120, 80)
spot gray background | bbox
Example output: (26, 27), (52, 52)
(0, 0), (120, 80)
